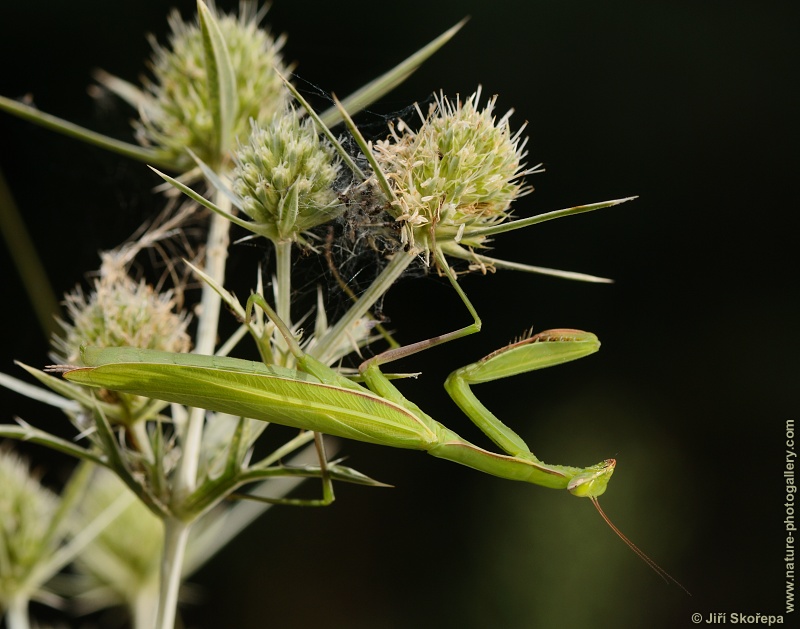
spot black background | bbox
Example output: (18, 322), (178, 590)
(1, 1), (798, 628)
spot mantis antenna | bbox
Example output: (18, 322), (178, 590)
(591, 496), (691, 595)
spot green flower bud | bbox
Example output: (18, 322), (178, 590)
(138, 4), (290, 168)
(231, 111), (342, 242)
(376, 87), (534, 251)
(0, 450), (59, 607)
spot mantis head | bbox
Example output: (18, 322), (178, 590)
(568, 459), (692, 595)
(567, 458), (616, 498)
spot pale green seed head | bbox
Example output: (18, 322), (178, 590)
(0, 450), (59, 605)
(137, 5), (290, 169)
(51, 257), (191, 366)
(232, 112), (343, 242)
(375, 87), (533, 251)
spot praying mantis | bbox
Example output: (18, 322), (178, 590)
(62, 298), (613, 497)
(56, 292), (688, 592)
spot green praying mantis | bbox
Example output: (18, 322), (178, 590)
(55, 292), (688, 592)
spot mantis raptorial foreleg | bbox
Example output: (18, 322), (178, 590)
(443, 329), (601, 458)
(358, 329), (613, 493)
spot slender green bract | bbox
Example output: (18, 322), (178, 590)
(64, 329), (614, 497)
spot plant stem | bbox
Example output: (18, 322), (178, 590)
(155, 518), (190, 629)
(275, 240), (292, 325)
(0, 167), (59, 339)
(130, 419), (155, 464)
(131, 581), (159, 629)
(4, 595), (30, 629)
(274, 239), (293, 365)
(161, 190), (231, 627)
(176, 196), (231, 493)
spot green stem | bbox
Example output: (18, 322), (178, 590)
(0, 167), (59, 338)
(182, 439), (324, 578)
(161, 189), (231, 626)
(176, 197), (231, 493)
(274, 239), (293, 365)
(275, 240), (292, 325)
(0, 95), (171, 168)
(130, 419), (155, 464)
(156, 518), (190, 629)
(0, 425), (104, 465)
(131, 583), (159, 629)
(181, 431), (316, 517)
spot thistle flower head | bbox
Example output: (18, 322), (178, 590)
(51, 256), (191, 366)
(138, 3), (290, 168)
(375, 87), (536, 253)
(231, 111), (342, 243)
(0, 450), (59, 606)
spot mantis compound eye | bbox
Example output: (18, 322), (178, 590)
(567, 458), (616, 498)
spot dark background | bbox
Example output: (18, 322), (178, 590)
(1, 1), (797, 628)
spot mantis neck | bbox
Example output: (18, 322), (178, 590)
(427, 426), (587, 490)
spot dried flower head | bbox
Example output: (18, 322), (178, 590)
(232, 111), (343, 243)
(51, 257), (191, 366)
(375, 87), (539, 253)
(137, 3), (290, 168)
(0, 450), (59, 607)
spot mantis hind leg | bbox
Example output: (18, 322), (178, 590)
(353, 250), (484, 421)
(359, 250), (482, 371)
(233, 433), (336, 507)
